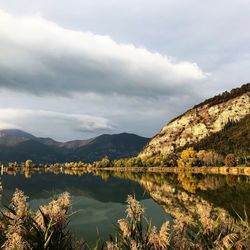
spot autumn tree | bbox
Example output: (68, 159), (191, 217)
(177, 147), (198, 168)
(113, 159), (125, 168)
(98, 156), (111, 168)
(135, 157), (143, 167)
(25, 159), (33, 168)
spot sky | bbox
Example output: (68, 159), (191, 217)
(0, 0), (249, 141)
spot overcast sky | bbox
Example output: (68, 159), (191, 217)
(0, 0), (249, 141)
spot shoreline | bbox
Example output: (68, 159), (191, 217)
(98, 166), (250, 176)
(3, 165), (250, 177)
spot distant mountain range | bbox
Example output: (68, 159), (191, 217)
(140, 83), (250, 157)
(0, 130), (150, 163)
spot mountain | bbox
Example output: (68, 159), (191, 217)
(139, 83), (250, 157)
(0, 129), (35, 146)
(0, 130), (149, 163)
(68, 133), (150, 162)
(0, 129), (35, 139)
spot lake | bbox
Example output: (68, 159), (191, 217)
(1, 169), (250, 245)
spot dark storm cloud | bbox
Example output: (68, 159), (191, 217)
(0, 0), (249, 140)
(0, 10), (206, 98)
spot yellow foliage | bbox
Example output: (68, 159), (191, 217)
(177, 147), (198, 168)
(25, 160), (33, 168)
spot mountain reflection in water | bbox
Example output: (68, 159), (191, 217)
(0, 168), (249, 243)
(0, 171), (168, 243)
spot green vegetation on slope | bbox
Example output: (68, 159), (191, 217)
(192, 114), (250, 157)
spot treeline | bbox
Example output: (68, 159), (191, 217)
(193, 82), (250, 109)
(72, 147), (248, 169)
(4, 147), (249, 171)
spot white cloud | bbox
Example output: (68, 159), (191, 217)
(0, 121), (19, 130)
(0, 9), (206, 97)
(0, 108), (112, 140)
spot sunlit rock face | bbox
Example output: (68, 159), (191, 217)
(139, 85), (250, 157)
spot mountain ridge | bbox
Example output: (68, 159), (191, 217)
(0, 130), (150, 163)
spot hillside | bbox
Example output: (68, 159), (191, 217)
(0, 130), (149, 163)
(139, 83), (250, 157)
(193, 114), (250, 156)
(70, 133), (149, 162)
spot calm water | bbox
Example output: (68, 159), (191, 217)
(1, 170), (250, 244)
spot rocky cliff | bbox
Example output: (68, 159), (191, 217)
(139, 83), (250, 157)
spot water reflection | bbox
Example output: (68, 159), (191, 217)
(0, 170), (168, 243)
(0, 168), (250, 243)
(96, 171), (250, 223)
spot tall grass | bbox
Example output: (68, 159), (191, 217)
(105, 195), (250, 250)
(0, 189), (83, 250)
(0, 190), (249, 249)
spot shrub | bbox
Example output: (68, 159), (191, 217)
(225, 154), (237, 167)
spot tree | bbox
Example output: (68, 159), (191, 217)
(162, 153), (178, 167)
(224, 154), (237, 167)
(177, 147), (198, 168)
(113, 159), (125, 168)
(197, 150), (224, 166)
(25, 160), (33, 168)
(135, 157), (143, 167)
(99, 156), (110, 168)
